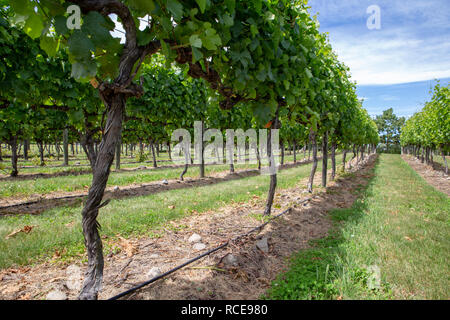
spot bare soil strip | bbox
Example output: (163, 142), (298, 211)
(0, 159), (316, 216)
(0, 162), (197, 182)
(402, 155), (450, 196)
(0, 155), (377, 300)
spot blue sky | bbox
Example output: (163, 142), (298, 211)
(308, 0), (450, 117)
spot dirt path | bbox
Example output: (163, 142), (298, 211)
(0, 154), (378, 300)
(0, 159), (316, 216)
(402, 155), (450, 196)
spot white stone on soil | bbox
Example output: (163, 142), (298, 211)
(188, 233), (202, 243)
(223, 254), (238, 267)
(46, 290), (67, 300)
(147, 267), (162, 279)
(193, 243), (207, 251)
(65, 265), (83, 291)
(256, 237), (269, 253)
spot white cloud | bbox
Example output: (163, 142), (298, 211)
(310, 0), (450, 85)
(329, 28), (450, 85)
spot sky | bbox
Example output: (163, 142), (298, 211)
(308, 0), (450, 117)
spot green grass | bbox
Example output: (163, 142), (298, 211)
(266, 154), (449, 300)
(0, 163), (254, 198)
(0, 153), (312, 198)
(0, 156), (333, 269)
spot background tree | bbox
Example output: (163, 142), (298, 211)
(375, 108), (405, 154)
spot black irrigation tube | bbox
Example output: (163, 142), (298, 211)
(0, 194), (85, 210)
(108, 197), (312, 300)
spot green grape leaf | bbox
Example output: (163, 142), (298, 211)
(195, 0), (207, 13)
(128, 0), (155, 14)
(24, 14), (44, 39)
(189, 34), (202, 48)
(166, 0), (184, 21)
(68, 30), (95, 60)
(40, 36), (59, 57)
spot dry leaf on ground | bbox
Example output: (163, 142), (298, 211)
(5, 225), (36, 239)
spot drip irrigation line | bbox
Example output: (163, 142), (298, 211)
(108, 197), (312, 300)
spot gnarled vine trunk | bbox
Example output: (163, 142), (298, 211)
(23, 140), (29, 161)
(78, 93), (125, 300)
(81, 132), (97, 171)
(167, 142), (172, 160)
(256, 147), (261, 171)
(293, 141), (297, 163)
(9, 137), (18, 177)
(63, 129), (69, 166)
(321, 131), (328, 188)
(37, 141), (45, 166)
(342, 150), (347, 172)
(443, 152), (448, 174)
(264, 114), (279, 216)
(115, 136), (121, 170)
(199, 120), (205, 178)
(307, 131), (318, 193)
(331, 142), (336, 181)
(151, 140), (157, 168)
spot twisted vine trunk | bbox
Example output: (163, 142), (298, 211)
(321, 132), (328, 188)
(293, 141), (297, 164)
(180, 164), (189, 181)
(9, 137), (18, 177)
(199, 121), (205, 178)
(180, 136), (189, 181)
(115, 136), (121, 170)
(228, 142), (235, 173)
(342, 150), (347, 172)
(81, 132), (97, 171)
(331, 142), (336, 181)
(256, 147), (261, 171)
(23, 140), (29, 161)
(349, 145), (356, 169)
(264, 115), (279, 216)
(78, 94), (125, 300)
(151, 140), (157, 168)
(55, 142), (61, 161)
(307, 131), (318, 193)
(443, 152), (448, 175)
(308, 143), (311, 161)
(167, 142), (172, 160)
(37, 141), (45, 166)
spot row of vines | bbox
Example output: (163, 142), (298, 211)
(0, 0), (379, 299)
(400, 83), (449, 173)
